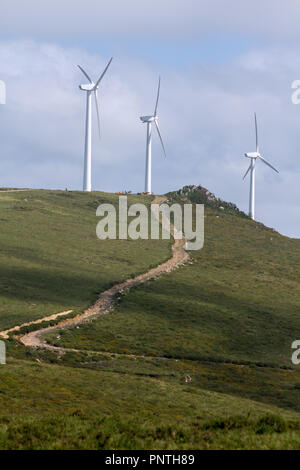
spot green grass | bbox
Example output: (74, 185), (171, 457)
(0, 358), (299, 449)
(46, 205), (300, 416)
(53, 207), (300, 367)
(1, 188), (300, 449)
(0, 189), (171, 330)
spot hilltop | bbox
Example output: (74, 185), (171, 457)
(166, 184), (248, 217)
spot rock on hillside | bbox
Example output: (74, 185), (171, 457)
(165, 184), (248, 217)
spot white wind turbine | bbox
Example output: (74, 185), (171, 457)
(140, 77), (166, 194)
(243, 113), (279, 220)
(78, 58), (113, 192)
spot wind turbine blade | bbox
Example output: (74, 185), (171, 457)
(243, 163), (252, 180)
(154, 120), (166, 158)
(94, 90), (101, 138)
(254, 112), (258, 152)
(94, 57), (113, 89)
(77, 65), (93, 83)
(154, 76), (161, 117)
(258, 155), (279, 173)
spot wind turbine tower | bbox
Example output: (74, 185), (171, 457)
(78, 58), (113, 192)
(140, 77), (166, 194)
(243, 113), (279, 220)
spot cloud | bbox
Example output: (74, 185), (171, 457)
(1, 0), (300, 41)
(0, 39), (300, 238)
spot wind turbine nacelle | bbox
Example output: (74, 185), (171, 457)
(245, 152), (259, 158)
(140, 115), (156, 123)
(79, 83), (95, 91)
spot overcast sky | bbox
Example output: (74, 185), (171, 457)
(1, 1), (300, 237)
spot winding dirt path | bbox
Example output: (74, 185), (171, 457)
(0, 310), (73, 340)
(1, 196), (189, 352)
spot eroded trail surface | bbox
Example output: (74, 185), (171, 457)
(0, 311), (73, 340)
(1, 196), (189, 352)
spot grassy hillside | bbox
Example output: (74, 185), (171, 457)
(52, 196), (300, 367)
(45, 189), (300, 415)
(0, 357), (299, 449)
(1, 187), (300, 449)
(0, 190), (171, 329)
